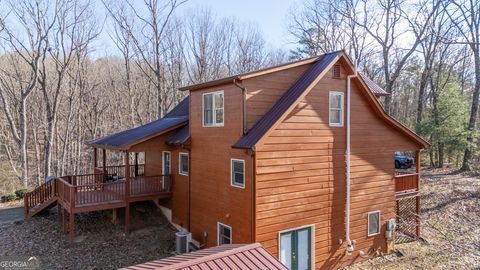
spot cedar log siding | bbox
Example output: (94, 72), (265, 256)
(130, 132), (190, 228)
(254, 64), (419, 269)
(189, 86), (253, 247)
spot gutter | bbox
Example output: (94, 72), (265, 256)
(346, 65), (357, 255)
(233, 78), (247, 135)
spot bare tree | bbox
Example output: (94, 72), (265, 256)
(0, 0), (57, 186)
(445, 0), (480, 170)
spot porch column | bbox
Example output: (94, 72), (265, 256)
(93, 148), (98, 170)
(134, 153), (139, 177)
(415, 150), (421, 239)
(102, 149), (107, 176)
(125, 151), (130, 234)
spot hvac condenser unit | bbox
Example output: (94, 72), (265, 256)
(175, 231), (192, 254)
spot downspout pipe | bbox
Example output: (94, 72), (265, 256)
(233, 78), (247, 135)
(346, 65), (357, 254)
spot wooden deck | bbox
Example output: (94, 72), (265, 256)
(24, 166), (173, 245)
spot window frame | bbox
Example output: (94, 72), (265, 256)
(367, 210), (381, 237)
(202, 90), (224, 127)
(162, 151), (171, 175)
(217, 222), (232, 245)
(329, 91), (344, 127)
(230, 159), (245, 189)
(178, 152), (189, 176)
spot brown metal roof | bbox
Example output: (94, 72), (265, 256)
(122, 243), (288, 270)
(360, 73), (388, 96)
(233, 51), (342, 149)
(166, 125), (189, 146)
(178, 55), (324, 92)
(88, 98), (189, 150)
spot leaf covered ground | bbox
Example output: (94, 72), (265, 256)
(0, 202), (177, 269)
(346, 168), (480, 270)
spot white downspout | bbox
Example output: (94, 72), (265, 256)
(346, 66), (357, 254)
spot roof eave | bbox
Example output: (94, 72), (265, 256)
(178, 54), (329, 92)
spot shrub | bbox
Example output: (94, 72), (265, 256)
(1, 193), (17, 202)
(14, 189), (29, 199)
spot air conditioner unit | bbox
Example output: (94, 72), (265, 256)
(175, 231), (192, 254)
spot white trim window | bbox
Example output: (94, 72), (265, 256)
(217, 222), (232, 245)
(203, 91), (224, 127)
(179, 152), (189, 176)
(329, 91), (344, 127)
(231, 159), (245, 188)
(162, 151), (171, 175)
(367, 211), (381, 236)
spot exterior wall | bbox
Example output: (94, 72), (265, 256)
(254, 64), (419, 269)
(244, 63), (313, 129)
(189, 85), (253, 247)
(130, 130), (190, 228)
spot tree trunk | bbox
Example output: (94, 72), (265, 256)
(461, 49), (480, 171)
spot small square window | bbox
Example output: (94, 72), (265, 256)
(231, 159), (245, 188)
(179, 152), (189, 176)
(329, 91), (344, 127)
(218, 223), (232, 245)
(368, 211), (381, 236)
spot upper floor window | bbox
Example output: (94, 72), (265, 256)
(203, 91), (224, 127)
(329, 91), (344, 127)
(179, 152), (189, 176)
(231, 159), (245, 188)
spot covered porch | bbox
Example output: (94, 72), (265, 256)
(53, 147), (173, 245)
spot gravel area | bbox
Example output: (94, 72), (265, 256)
(0, 202), (177, 269)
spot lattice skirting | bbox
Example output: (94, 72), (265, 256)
(395, 195), (420, 244)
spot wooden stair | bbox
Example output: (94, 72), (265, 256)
(24, 179), (58, 219)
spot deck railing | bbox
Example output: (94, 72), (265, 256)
(25, 173), (170, 217)
(395, 173), (419, 194)
(75, 181), (125, 206)
(62, 173), (104, 187)
(24, 179), (56, 216)
(96, 164), (145, 178)
(130, 175), (171, 196)
(57, 177), (75, 209)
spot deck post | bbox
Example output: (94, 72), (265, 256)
(125, 151), (130, 234)
(69, 212), (74, 246)
(102, 148), (107, 177)
(62, 208), (67, 234)
(93, 147), (98, 171)
(134, 152), (139, 177)
(415, 150), (421, 239)
(57, 204), (62, 225)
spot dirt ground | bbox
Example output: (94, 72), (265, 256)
(0, 202), (177, 269)
(346, 168), (480, 270)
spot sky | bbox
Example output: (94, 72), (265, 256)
(176, 0), (297, 49)
(96, 0), (299, 56)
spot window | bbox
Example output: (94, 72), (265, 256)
(179, 152), (189, 176)
(368, 211), (381, 236)
(329, 91), (344, 126)
(217, 223), (232, 245)
(203, 91), (224, 127)
(162, 151), (171, 175)
(231, 159), (245, 188)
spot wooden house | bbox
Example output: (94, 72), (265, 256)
(24, 50), (427, 269)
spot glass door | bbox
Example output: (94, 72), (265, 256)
(280, 227), (312, 270)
